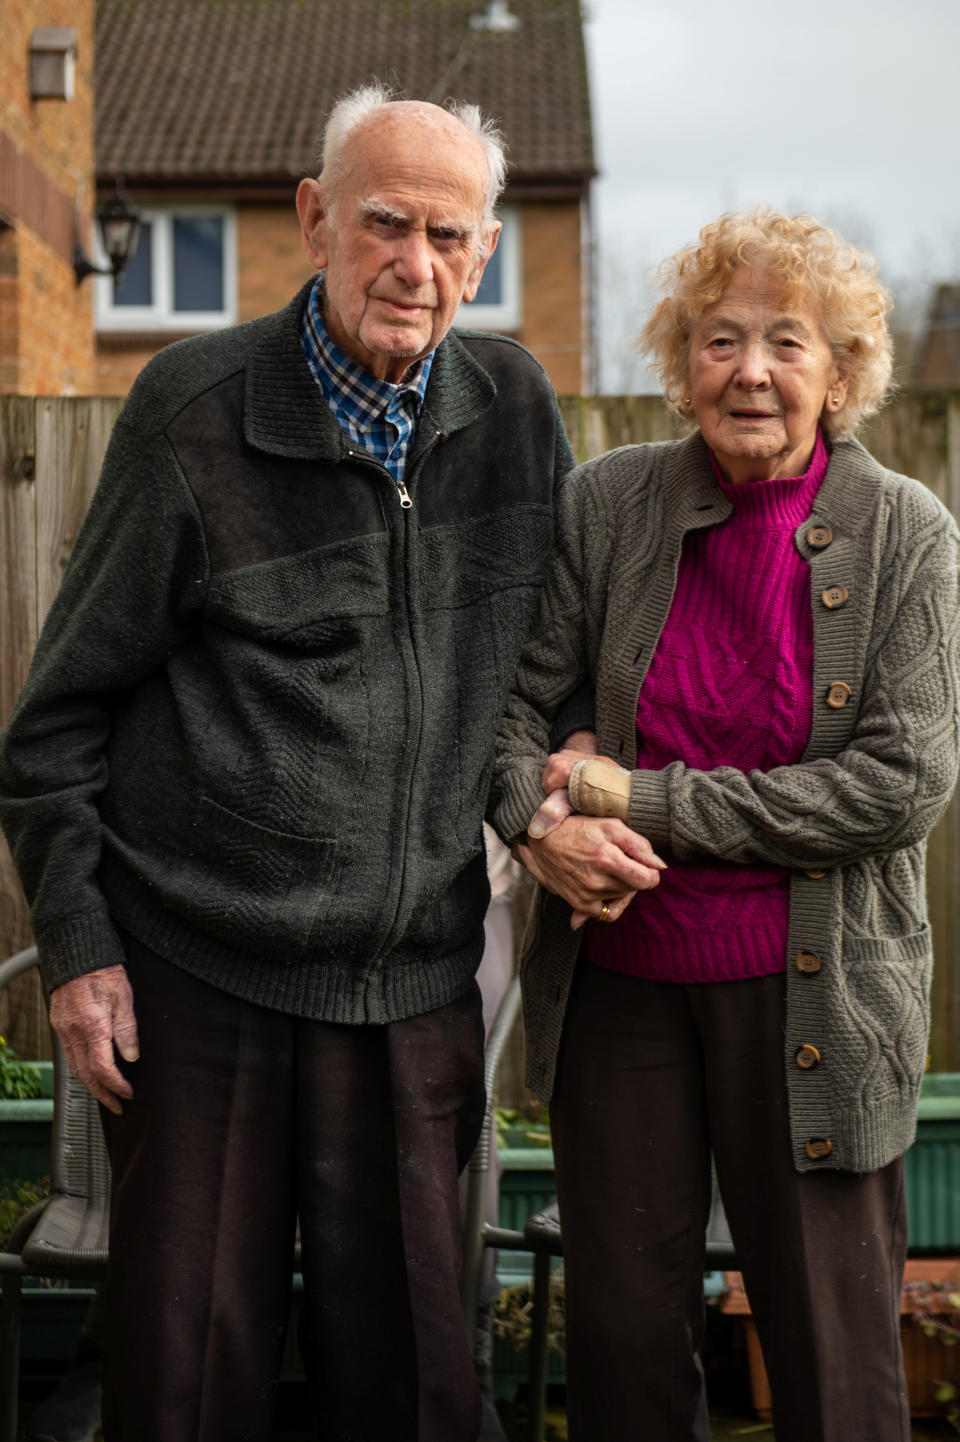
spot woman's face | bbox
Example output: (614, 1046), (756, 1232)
(686, 266), (847, 483)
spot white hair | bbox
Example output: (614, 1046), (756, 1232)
(318, 81), (507, 225)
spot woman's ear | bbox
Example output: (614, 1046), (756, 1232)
(825, 371), (849, 413)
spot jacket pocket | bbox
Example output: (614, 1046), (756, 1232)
(837, 928), (932, 1099)
(187, 795), (338, 959)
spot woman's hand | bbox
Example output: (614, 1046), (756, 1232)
(514, 813), (665, 930)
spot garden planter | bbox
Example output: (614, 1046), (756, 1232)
(19, 1284), (98, 1368)
(0, 1061), (54, 1190)
(492, 1134), (565, 1398)
(721, 1259), (960, 1420)
(496, 1131), (555, 1287)
(905, 1072), (960, 1250)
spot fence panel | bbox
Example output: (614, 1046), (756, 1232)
(0, 397), (120, 1055)
(2, 392), (959, 1067)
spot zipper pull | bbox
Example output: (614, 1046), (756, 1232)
(396, 479), (413, 509)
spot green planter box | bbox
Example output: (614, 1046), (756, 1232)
(19, 1285), (97, 1366)
(493, 1139), (563, 1398)
(0, 1061), (54, 1190)
(496, 1137), (555, 1281)
(905, 1071), (960, 1250)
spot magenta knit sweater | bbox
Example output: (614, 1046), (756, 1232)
(584, 432), (829, 983)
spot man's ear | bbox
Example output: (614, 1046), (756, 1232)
(461, 221), (501, 304)
(296, 178), (328, 271)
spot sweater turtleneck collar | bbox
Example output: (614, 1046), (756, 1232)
(709, 428), (829, 527)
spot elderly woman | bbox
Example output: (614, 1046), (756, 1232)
(490, 209), (960, 1442)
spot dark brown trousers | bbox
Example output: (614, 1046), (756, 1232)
(550, 962), (911, 1442)
(102, 935), (485, 1442)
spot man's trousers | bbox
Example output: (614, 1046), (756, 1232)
(101, 932), (486, 1442)
(550, 961), (911, 1442)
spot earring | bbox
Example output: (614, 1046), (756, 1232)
(683, 396), (691, 406)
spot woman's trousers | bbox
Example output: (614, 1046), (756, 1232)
(549, 962), (911, 1442)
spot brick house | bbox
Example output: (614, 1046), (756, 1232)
(0, 1), (98, 394)
(93, 0), (596, 396)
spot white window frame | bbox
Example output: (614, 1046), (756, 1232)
(94, 205), (237, 332)
(456, 206), (521, 331)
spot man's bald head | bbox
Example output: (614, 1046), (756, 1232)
(295, 83), (505, 381)
(318, 83), (507, 224)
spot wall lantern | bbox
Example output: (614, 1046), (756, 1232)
(29, 27), (77, 101)
(74, 180), (143, 288)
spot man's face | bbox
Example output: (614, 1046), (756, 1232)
(297, 104), (500, 382)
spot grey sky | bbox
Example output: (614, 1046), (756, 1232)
(583, 0), (960, 390)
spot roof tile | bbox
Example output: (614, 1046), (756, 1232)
(95, 0), (595, 185)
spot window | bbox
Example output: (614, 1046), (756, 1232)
(456, 207), (521, 331)
(95, 207), (236, 331)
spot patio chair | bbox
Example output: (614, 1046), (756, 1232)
(461, 973), (738, 1442)
(0, 945), (110, 1442)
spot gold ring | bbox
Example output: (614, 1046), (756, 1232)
(599, 902), (611, 923)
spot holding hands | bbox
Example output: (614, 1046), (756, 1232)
(513, 733), (665, 930)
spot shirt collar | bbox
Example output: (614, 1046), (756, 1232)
(300, 274), (433, 420)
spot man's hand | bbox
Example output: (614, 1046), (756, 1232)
(540, 733), (601, 793)
(514, 814), (665, 930)
(49, 965), (139, 1115)
(528, 736), (622, 840)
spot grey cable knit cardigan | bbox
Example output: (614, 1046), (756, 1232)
(491, 431), (960, 1173)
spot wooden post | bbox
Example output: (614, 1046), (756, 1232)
(0, 398), (41, 1054)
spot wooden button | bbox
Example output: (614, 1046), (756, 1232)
(821, 585), (849, 610)
(795, 951), (822, 974)
(805, 867), (826, 879)
(826, 681), (852, 709)
(807, 525), (833, 549)
(795, 1043), (821, 1069)
(805, 1138), (833, 1160)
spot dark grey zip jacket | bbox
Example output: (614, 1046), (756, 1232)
(0, 283), (573, 1023)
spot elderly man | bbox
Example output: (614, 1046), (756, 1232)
(0, 86), (574, 1442)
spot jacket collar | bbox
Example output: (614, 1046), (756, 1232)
(806, 437), (888, 537)
(661, 431), (733, 531)
(658, 430), (886, 541)
(243, 280), (498, 460)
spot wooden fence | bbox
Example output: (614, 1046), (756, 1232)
(2, 392), (960, 1066)
(1, 397), (123, 1053)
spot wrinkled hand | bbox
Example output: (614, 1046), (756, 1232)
(514, 814), (665, 930)
(529, 741), (622, 840)
(49, 965), (139, 1114)
(548, 728), (599, 768)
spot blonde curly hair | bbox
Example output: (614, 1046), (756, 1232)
(640, 209), (894, 441)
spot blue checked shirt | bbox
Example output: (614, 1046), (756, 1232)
(300, 275), (433, 484)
